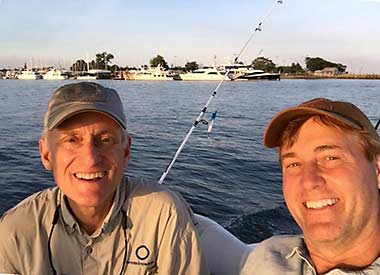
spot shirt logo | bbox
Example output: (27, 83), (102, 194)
(136, 245), (150, 261)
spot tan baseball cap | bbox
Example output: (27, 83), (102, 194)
(44, 82), (127, 130)
(264, 98), (379, 148)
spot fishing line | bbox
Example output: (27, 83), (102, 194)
(158, 0), (283, 185)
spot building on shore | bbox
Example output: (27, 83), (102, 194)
(313, 67), (342, 77)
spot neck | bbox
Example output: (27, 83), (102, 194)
(66, 197), (114, 235)
(306, 224), (380, 274)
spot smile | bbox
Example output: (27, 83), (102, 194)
(74, 171), (106, 180)
(304, 198), (338, 209)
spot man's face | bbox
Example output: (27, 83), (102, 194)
(39, 112), (131, 212)
(281, 118), (380, 247)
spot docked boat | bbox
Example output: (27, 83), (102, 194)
(125, 66), (179, 81)
(220, 63), (280, 81)
(234, 70), (280, 81)
(43, 69), (69, 80)
(179, 67), (230, 81)
(17, 70), (42, 80)
(77, 69), (111, 80)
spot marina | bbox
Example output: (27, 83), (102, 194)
(1, 79), (379, 243)
(1, 0), (380, 272)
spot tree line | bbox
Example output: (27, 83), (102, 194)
(70, 52), (347, 74)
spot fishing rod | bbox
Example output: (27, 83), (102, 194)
(158, 0), (283, 185)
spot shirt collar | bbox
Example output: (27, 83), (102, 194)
(285, 238), (317, 274)
(285, 239), (380, 275)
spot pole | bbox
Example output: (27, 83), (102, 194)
(158, 0), (283, 184)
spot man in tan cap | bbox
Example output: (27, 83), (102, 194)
(0, 82), (207, 275)
(241, 98), (380, 274)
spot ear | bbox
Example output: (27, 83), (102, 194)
(123, 134), (132, 167)
(375, 154), (380, 190)
(39, 138), (53, 171)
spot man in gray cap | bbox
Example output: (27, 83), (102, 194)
(0, 82), (207, 275)
(241, 98), (380, 274)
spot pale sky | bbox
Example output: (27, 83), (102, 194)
(1, 0), (379, 73)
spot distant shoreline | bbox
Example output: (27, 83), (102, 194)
(281, 73), (380, 80)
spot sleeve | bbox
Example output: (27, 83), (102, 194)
(0, 214), (20, 274)
(155, 194), (210, 275)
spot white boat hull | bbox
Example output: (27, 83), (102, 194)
(77, 75), (97, 80)
(179, 74), (226, 81)
(43, 70), (68, 80)
(17, 71), (42, 80)
(179, 67), (230, 81)
(126, 73), (174, 81)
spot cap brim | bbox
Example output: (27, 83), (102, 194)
(48, 102), (127, 130)
(263, 106), (361, 148)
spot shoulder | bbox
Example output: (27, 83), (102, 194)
(0, 187), (59, 233)
(0, 187), (59, 271)
(256, 235), (304, 253)
(251, 235), (305, 260)
(240, 235), (305, 274)
(126, 177), (189, 209)
(125, 177), (194, 227)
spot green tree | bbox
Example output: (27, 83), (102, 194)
(276, 62), (305, 73)
(150, 55), (169, 69)
(108, 64), (120, 73)
(70, 59), (88, 71)
(89, 60), (96, 70)
(95, 52), (114, 69)
(251, 57), (276, 72)
(184, 61), (199, 72)
(305, 57), (346, 72)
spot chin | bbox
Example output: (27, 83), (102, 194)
(304, 224), (343, 243)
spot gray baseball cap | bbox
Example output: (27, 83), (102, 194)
(44, 82), (127, 130)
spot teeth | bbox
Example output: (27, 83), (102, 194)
(305, 198), (338, 209)
(75, 172), (105, 180)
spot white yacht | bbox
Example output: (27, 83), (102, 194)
(125, 66), (179, 81)
(43, 69), (69, 80)
(179, 67), (229, 81)
(17, 70), (42, 80)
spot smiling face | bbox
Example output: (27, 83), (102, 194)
(280, 118), (380, 248)
(39, 112), (131, 213)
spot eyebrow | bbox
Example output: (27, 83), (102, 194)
(280, 145), (343, 162)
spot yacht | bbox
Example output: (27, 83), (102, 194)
(220, 63), (280, 81)
(234, 70), (280, 81)
(179, 67), (230, 81)
(17, 70), (42, 80)
(77, 69), (111, 80)
(125, 66), (179, 81)
(43, 69), (69, 80)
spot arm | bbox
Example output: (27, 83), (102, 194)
(0, 215), (21, 274)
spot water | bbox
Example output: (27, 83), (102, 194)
(1, 79), (379, 243)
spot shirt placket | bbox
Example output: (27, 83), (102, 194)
(83, 235), (98, 274)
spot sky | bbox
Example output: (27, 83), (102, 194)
(0, 0), (380, 73)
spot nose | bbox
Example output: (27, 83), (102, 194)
(300, 162), (325, 191)
(81, 138), (102, 166)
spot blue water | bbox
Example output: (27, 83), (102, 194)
(1, 79), (380, 243)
